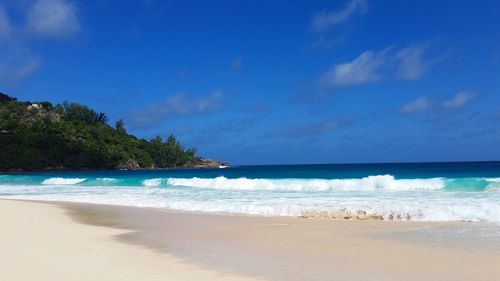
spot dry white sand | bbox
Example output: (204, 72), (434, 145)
(0, 199), (262, 281)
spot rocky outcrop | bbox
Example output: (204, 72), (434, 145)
(184, 157), (229, 169)
(299, 209), (384, 220)
(119, 159), (141, 170)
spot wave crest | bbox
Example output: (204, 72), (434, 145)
(166, 175), (445, 191)
(42, 178), (86, 185)
(142, 178), (162, 187)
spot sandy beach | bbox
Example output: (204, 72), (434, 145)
(2, 199), (500, 281)
(0, 199), (261, 281)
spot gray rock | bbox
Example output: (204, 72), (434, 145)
(184, 157), (230, 169)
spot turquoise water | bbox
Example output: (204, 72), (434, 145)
(1, 162), (500, 221)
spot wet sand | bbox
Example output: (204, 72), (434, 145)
(63, 201), (500, 281)
(2, 199), (500, 281)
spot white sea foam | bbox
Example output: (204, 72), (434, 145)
(97, 178), (117, 182)
(166, 175), (445, 191)
(485, 177), (500, 183)
(1, 174), (499, 222)
(142, 178), (162, 187)
(2, 185), (500, 221)
(41, 178), (86, 185)
(484, 178), (500, 189)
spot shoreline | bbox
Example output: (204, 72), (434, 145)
(2, 199), (499, 281)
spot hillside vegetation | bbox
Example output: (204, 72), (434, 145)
(0, 93), (199, 171)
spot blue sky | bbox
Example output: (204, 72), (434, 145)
(1, 0), (499, 165)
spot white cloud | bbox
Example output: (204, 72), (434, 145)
(129, 91), (225, 129)
(311, 0), (367, 32)
(443, 91), (477, 109)
(401, 97), (429, 114)
(230, 57), (243, 72)
(191, 90), (224, 113)
(0, 5), (10, 41)
(0, 46), (41, 83)
(0, 6), (41, 84)
(0, 1), (82, 84)
(320, 43), (436, 87)
(153, 91), (224, 115)
(320, 50), (386, 86)
(27, 0), (80, 38)
(395, 45), (432, 80)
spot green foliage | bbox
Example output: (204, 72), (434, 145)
(115, 119), (126, 135)
(0, 93), (16, 104)
(0, 96), (196, 171)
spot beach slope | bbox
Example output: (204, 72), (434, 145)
(0, 199), (260, 281)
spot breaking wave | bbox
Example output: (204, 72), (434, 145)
(42, 178), (87, 185)
(2, 172), (500, 222)
(166, 175), (446, 191)
(142, 178), (162, 187)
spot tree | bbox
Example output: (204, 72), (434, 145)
(115, 119), (126, 134)
(0, 93), (16, 104)
(94, 112), (108, 124)
(0, 94), (197, 171)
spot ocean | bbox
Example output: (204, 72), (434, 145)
(1, 161), (500, 222)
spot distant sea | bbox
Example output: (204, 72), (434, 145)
(1, 161), (500, 221)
